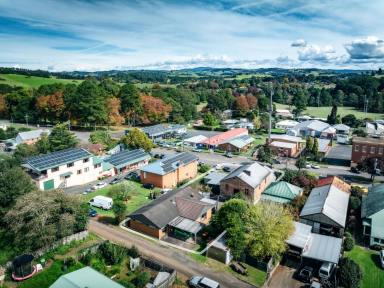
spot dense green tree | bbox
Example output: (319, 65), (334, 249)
(203, 112), (219, 127)
(295, 157), (307, 170)
(13, 143), (39, 161)
(120, 128), (154, 152)
(89, 131), (116, 150)
(112, 200), (127, 224)
(48, 123), (78, 151)
(339, 257), (362, 288)
(119, 83), (142, 125)
(312, 138), (319, 157)
(35, 132), (51, 154)
(327, 105), (338, 124)
(306, 137), (313, 153)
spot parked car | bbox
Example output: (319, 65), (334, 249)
(83, 187), (92, 195)
(380, 250), (384, 268)
(89, 195), (113, 210)
(89, 208), (98, 217)
(297, 266), (313, 283)
(309, 280), (322, 288)
(188, 276), (220, 288)
(110, 177), (122, 185)
(224, 152), (233, 158)
(223, 166), (232, 172)
(351, 166), (361, 174)
(305, 164), (312, 169)
(142, 183), (155, 189)
(318, 262), (335, 280)
(311, 164), (320, 169)
(92, 181), (107, 190)
(160, 154), (166, 159)
(192, 148), (202, 153)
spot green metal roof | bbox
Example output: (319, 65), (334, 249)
(262, 181), (303, 203)
(50, 266), (124, 288)
(102, 161), (114, 172)
(92, 156), (103, 165)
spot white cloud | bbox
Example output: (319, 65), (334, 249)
(298, 44), (337, 62)
(291, 39), (307, 47)
(345, 36), (384, 59)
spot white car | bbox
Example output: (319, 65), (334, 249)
(188, 276), (220, 288)
(311, 164), (320, 169)
(380, 250), (384, 268)
(305, 164), (312, 169)
(92, 182), (107, 190)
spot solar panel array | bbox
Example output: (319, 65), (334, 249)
(25, 148), (91, 171)
(161, 152), (198, 173)
(107, 149), (150, 167)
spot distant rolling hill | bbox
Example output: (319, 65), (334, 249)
(0, 73), (82, 88)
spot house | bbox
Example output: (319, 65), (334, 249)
(204, 171), (228, 194)
(317, 138), (332, 159)
(140, 152), (198, 188)
(275, 109), (294, 119)
(220, 162), (275, 204)
(22, 148), (103, 190)
(183, 135), (208, 147)
(287, 120), (333, 138)
(286, 222), (343, 265)
(366, 122), (384, 136)
(105, 149), (150, 175)
(50, 266), (124, 288)
(222, 118), (254, 130)
(15, 129), (50, 145)
(202, 128), (248, 149)
(333, 124), (351, 135)
(261, 181), (303, 204)
(300, 184), (350, 237)
(128, 186), (216, 240)
(217, 134), (254, 153)
(317, 176), (351, 193)
(268, 134), (304, 158)
(351, 136), (384, 167)
(362, 184), (384, 246)
(275, 119), (299, 130)
(141, 124), (186, 140)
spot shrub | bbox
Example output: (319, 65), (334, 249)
(349, 196), (361, 210)
(344, 236), (355, 251)
(127, 245), (140, 258)
(339, 257), (362, 288)
(117, 280), (135, 288)
(198, 163), (211, 173)
(98, 241), (127, 265)
(133, 271), (151, 288)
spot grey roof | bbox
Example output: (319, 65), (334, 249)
(50, 266), (124, 288)
(16, 129), (49, 142)
(302, 233), (343, 264)
(221, 162), (274, 188)
(286, 221), (312, 249)
(129, 186), (214, 229)
(333, 124), (350, 132)
(105, 149), (150, 169)
(23, 148), (91, 172)
(168, 216), (204, 234)
(270, 134), (303, 143)
(227, 135), (254, 149)
(141, 124), (185, 137)
(317, 138), (331, 153)
(362, 184), (384, 218)
(140, 152), (198, 175)
(293, 120), (330, 133)
(300, 184), (349, 228)
(205, 171), (228, 186)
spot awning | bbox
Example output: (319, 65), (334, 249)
(60, 171), (73, 177)
(168, 216), (204, 234)
(302, 233), (342, 264)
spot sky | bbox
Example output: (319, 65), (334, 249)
(0, 0), (384, 71)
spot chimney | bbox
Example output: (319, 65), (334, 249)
(244, 170), (251, 176)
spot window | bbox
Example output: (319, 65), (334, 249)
(201, 212), (207, 219)
(245, 188), (250, 195)
(83, 158), (89, 163)
(370, 146), (376, 154)
(84, 167), (89, 172)
(143, 172), (147, 179)
(94, 163), (101, 169)
(379, 147), (383, 155)
(51, 167), (59, 172)
(354, 145), (359, 152)
(67, 162), (74, 168)
(77, 169), (82, 175)
(362, 146), (367, 153)
(374, 237), (380, 243)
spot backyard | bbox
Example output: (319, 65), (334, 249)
(275, 103), (384, 120)
(346, 245), (384, 288)
(83, 180), (160, 217)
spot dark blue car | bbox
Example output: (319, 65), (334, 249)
(89, 209), (98, 217)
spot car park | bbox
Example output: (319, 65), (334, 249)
(188, 276), (220, 288)
(297, 266), (313, 283)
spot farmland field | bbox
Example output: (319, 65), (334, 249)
(275, 103), (384, 120)
(0, 73), (82, 88)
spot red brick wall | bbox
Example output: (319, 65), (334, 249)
(129, 219), (165, 239)
(352, 142), (384, 165)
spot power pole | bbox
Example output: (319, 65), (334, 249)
(268, 84), (273, 143)
(25, 114), (29, 126)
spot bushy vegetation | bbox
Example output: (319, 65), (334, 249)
(339, 257), (363, 288)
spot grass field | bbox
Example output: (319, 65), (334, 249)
(275, 103), (384, 120)
(133, 82), (176, 89)
(0, 73), (82, 88)
(346, 246), (384, 288)
(83, 180), (157, 216)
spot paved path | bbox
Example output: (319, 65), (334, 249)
(89, 220), (255, 288)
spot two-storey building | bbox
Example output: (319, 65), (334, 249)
(351, 136), (384, 167)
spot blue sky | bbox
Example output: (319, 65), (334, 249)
(0, 0), (383, 71)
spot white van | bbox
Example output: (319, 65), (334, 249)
(318, 262), (335, 279)
(89, 195), (113, 210)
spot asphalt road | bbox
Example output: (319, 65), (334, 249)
(89, 220), (255, 288)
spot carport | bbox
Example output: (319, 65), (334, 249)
(302, 233), (343, 264)
(168, 216), (203, 242)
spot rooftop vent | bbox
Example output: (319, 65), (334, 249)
(244, 170), (251, 176)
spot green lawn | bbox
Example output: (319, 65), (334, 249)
(83, 180), (157, 216)
(133, 82), (176, 89)
(274, 103), (384, 120)
(346, 246), (384, 288)
(0, 73), (82, 88)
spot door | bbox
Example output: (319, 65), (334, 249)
(43, 179), (54, 190)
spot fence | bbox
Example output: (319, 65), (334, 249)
(141, 257), (176, 288)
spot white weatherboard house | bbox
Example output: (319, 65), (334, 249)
(23, 148), (103, 190)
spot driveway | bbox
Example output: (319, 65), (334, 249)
(89, 220), (254, 288)
(265, 265), (304, 288)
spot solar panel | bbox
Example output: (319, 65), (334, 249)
(160, 152), (198, 173)
(25, 148), (91, 171)
(107, 149), (150, 167)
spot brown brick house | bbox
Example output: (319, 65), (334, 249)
(128, 187), (216, 240)
(267, 134), (304, 158)
(220, 162), (275, 204)
(351, 136), (384, 167)
(140, 152), (198, 188)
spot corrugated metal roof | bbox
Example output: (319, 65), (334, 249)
(228, 135), (254, 149)
(300, 184), (349, 227)
(221, 162), (275, 188)
(262, 181), (303, 203)
(205, 171), (228, 186)
(270, 141), (296, 149)
(333, 124), (350, 131)
(286, 221), (312, 249)
(141, 124), (185, 137)
(50, 266), (124, 288)
(203, 128), (248, 145)
(292, 120), (330, 133)
(362, 184), (384, 218)
(168, 216), (203, 234)
(270, 134), (303, 143)
(17, 129), (50, 142)
(183, 135), (208, 144)
(105, 149), (150, 169)
(317, 138), (331, 153)
(140, 152), (198, 175)
(302, 233), (342, 264)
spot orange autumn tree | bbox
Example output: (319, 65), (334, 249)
(35, 91), (65, 123)
(106, 97), (124, 126)
(235, 94), (258, 114)
(0, 95), (8, 118)
(140, 94), (172, 124)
